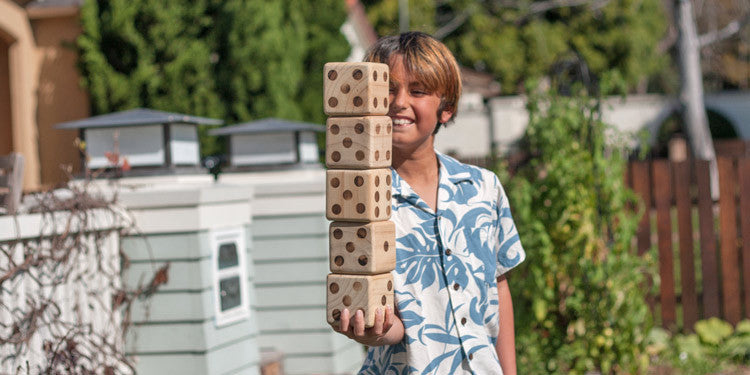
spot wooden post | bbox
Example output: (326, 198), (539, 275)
(631, 161), (652, 256)
(0, 153), (25, 214)
(717, 156), (741, 324)
(738, 157), (750, 319)
(674, 161), (698, 330)
(653, 160), (676, 328)
(695, 160), (720, 318)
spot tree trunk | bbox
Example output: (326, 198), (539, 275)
(676, 0), (719, 198)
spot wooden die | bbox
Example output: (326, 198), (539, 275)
(326, 116), (392, 169)
(326, 273), (394, 328)
(326, 169), (392, 222)
(323, 62), (389, 116)
(330, 221), (396, 274)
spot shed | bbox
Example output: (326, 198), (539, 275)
(55, 108), (221, 175)
(210, 118), (324, 170)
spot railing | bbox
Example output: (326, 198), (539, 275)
(0, 207), (126, 373)
(626, 155), (750, 331)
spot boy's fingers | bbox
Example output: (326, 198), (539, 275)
(338, 308), (351, 336)
(354, 309), (366, 336)
(383, 305), (393, 331)
(372, 308), (384, 336)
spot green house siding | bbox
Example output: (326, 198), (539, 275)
(252, 211), (364, 374)
(119, 186), (260, 375)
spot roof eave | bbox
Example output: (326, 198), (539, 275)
(26, 5), (79, 19)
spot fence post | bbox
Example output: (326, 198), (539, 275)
(631, 161), (652, 256)
(696, 160), (720, 319)
(738, 157), (750, 320)
(674, 161), (698, 330)
(718, 156), (741, 325)
(0, 153), (25, 214)
(653, 160), (676, 328)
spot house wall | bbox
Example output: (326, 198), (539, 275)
(118, 184), (261, 375)
(0, 0), (41, 190)
(0, 36), (11, 155)
(220, 169), (366, 375)
(441, 92), (750, 159)
(31, 13), (89, 186)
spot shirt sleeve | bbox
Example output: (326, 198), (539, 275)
(494, 175), (526, 278)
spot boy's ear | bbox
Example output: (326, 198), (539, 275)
(439, 107), (454, 124)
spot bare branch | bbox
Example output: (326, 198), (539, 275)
(658, 25), (679, 53)
(434, 10), (472, 40)
(495, 0), (612, 15)
(698, 13), (750, 47)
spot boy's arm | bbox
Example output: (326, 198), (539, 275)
(496, 274), (518, 375)
(336, 305), (405, 347)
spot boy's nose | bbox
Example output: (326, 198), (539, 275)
(389, 89), (407, 112)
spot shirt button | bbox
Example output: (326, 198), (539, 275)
(445, 249), (452, 255)
(453, 283), (460, 291)
(468, 353), (474, 360)
(461, 317), (467, 325)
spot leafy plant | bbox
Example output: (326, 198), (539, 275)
(499, 84), (655, 373)
(648, 318), (750, 374)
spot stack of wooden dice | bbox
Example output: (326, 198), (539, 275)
(323, 62), (395, 328)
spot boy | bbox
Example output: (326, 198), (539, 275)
(335, 32), (526, 374)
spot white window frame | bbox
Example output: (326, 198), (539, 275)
(210, 227), (250, 327)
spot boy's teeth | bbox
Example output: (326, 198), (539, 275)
(392, 119), (413, 125)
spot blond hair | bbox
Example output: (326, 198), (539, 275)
(365, 32), (462, 131)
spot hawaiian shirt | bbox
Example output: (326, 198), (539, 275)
(358, 151), (526, 375)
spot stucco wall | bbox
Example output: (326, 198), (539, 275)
(441, 93), (749, 159)
(0, 37), (11, 155)
(32, 14), (89, 186)
(0, 0), (41, 190)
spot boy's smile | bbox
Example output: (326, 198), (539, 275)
(387, 54), (453, 155)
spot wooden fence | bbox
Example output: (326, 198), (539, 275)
(0, 209), (125, 374)
(626, 155), (750, 332)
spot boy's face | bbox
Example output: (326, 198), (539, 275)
(387, 55), (453, 154)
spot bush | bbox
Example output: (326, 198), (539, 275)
(648, 318), (750, 373)
(500, 86), (656, 374)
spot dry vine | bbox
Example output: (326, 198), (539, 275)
(0, 173), (168, 374)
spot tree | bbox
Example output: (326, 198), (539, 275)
(214, 0), (307, 123)
(77, 0), (350, 156)
(671, 0), (748, 197)
(297, 0), (352, 125)
(363, 0), (667, 94)
(77, 0), (225, 154)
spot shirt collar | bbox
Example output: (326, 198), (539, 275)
(391, 150), (476, 199)
(436, 151), (476, 186)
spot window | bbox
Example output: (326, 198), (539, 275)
(211, 227), (250, 326)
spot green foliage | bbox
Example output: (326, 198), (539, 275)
(648, 319), (750, 374)
(499, 86), (655, 373)
(297, 0), (352, 125)
(77, 0), (350, 156)
(363, 0), (667, 95)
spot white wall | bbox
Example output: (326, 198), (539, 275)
(440, 92), (750, 158)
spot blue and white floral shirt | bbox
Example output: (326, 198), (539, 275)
(358, 151), (526, 375)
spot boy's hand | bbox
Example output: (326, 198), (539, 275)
(335, 305), (404, 346)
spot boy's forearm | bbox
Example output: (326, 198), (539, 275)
(496, 275), (517, 375)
